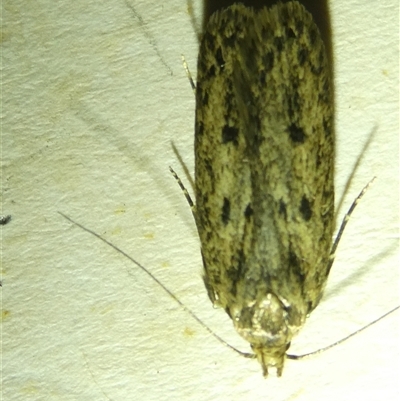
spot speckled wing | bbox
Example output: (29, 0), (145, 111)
(194, 2), (334, 376)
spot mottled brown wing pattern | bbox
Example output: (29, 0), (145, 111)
(194, 2), (334, 376)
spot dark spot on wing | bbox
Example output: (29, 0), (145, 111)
(288, 123), (305, 143)
(221, 197), (231, 225)
(299, 196), (312, 221)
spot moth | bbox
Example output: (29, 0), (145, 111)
(194, 2), (334, 376)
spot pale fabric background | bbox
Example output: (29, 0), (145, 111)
(2, 0), (399, 400)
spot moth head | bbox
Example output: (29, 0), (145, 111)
(231, 293), (292, 377)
